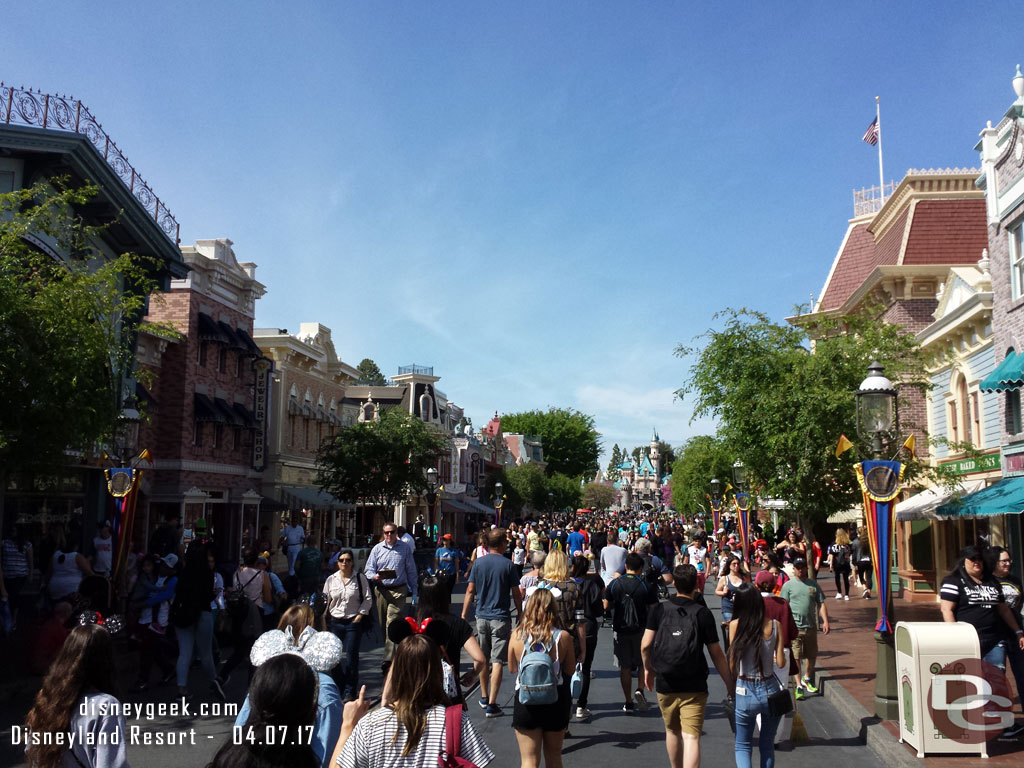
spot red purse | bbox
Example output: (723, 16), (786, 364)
(438, 704), (478, 768)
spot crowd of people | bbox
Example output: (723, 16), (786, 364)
(6, 505), (1024, 767)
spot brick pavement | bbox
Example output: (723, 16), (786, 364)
(812, 572), (1023, 766)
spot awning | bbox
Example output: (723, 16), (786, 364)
(193, 393), (219, 422)
(980, 351), (1024, 392)
(827, 508), (863, 524)
(234, 327), (263, 357)
(217, 321), (244, 350)
(214, 397), (242, 425)
(136, 381), (157, 408)
(232, 402), (256, 427)
(281, 486), (347, 509)
(894, 479), (986, 521)
(935, 476), (1024, 519)
(197, 312), (232, 344)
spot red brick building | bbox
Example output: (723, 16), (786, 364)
(138, 238), (268, 562)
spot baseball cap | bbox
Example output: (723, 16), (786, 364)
(793, 557), (808, 568)
(442, 533), (452, 540)
(754, 570), (776, 589)
(160, 553), (179, 569)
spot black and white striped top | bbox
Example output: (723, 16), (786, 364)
(336, 704), (493, 768)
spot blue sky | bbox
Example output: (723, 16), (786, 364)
(5, 2), (1021, 466)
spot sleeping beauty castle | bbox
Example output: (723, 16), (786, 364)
(613, 430), (668, 510)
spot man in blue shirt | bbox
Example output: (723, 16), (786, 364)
(566, 524), (587, 556)
(461, 527), (522, 718)
(363, 522), (418, 670)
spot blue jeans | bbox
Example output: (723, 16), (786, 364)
(176, 611), (217, 688)
(982, 641), (1006, 670)
(329, 617), (363, 699)
(734, 678), (783, 768)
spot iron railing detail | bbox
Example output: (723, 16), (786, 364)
(1, 83), (180, 245)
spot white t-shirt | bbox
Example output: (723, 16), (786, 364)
(337, 704), (493, 768)
(283, 524), (305, 547)
(513, 546), (526, 565)
(687, 545), (709, 573)
(93, 535), (113, 574)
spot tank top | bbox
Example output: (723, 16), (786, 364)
(737, 620), (778, 680)
(721, 575), (744, 606)
(49, 550), (83, 599)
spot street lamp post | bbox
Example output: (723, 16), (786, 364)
(709, 478), (723, 533)
(494, 482), (505, 527)
(548, 491), (553, 515)
(854, 360), (900, 720)
(425, 467), (438, 544)
(732, 460), (752, 561)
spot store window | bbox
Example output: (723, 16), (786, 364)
(1011, 222), (1024, 300)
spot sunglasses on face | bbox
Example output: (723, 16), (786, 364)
(383, 530), (397, 535)
(338, 558), (353, 563)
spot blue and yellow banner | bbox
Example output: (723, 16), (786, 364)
(734, 492), (751, 562)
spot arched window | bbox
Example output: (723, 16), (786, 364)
(420, 394), (432, 422)
(364, 404), (375, 421)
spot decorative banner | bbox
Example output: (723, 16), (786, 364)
(856, 459), (905, 633)
(108, 468), (142, 586)
(709, 496), (723, 535)
(734, 492), (751, 563)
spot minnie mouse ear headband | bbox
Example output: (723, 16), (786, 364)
(77, 611), (126, 636)
(250, 625), (342, 672)
(386, 616), (450, 647)
(524, 582), (562, 600)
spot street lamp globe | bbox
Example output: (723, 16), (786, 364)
(494, 482), (503, 498)
(426, 467), (438, 489)
(709, 478), (722, 498)
(856, 360), (898, 440)
(732, 460), (746, 491)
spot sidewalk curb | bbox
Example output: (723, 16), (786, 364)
(816, 668), (919, 768)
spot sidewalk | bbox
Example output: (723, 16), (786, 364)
(812, 576), (1022, 767)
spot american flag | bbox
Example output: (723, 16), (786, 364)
(862, 117), (879, 146)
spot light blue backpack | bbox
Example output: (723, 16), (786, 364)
(518, 630), (560, 705)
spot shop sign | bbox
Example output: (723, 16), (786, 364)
(253, 358), (271, 471)
(940, 453), (1000, 476)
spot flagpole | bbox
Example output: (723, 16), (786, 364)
(876, 96), (885, 204)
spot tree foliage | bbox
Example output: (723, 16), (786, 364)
(0, 180), (177, 475)
(669, 435), (735, 517)
(499, 464), (583, 517)
(355, 358), (388, 386)
(500, 408), (600, 479)
(606, 444), (623, 482)
(675, 306), (932, 524)
(582, 482), (616, 511)
(316, 408), (448, 516)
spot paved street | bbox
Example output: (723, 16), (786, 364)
(0, 576), (883, 768)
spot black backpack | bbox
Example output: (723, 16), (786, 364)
(652, 599), (705, 677)
(640, 555), (663, 594)
(615, 576), (648, 633)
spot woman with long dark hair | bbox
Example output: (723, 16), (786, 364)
(728, 583), (786, 768)
(24, 623), (130, 768)
(570, 554), (602, 721)
(715, 555), (749, 652)
(209, 653), (319, 768)
(415, 574), (486, 690)
(332, 632), (494, 767)
(171, 544), (222, 700)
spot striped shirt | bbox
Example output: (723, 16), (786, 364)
(363, 541), (418, 598)
(1, 540), (31, 578)
(336, 704), (493, 768)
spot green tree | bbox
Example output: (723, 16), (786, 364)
(316, 407), (447, 516)
(606, 444), (623, 482)
(547, 472), (583, 512)
(582, 482), (616, 511)
(355, 358), (388, 386)
(505, 462), (549, 513)
(669, 435), (735, 517)
(676, 307), (932, 525)
(501, 408), (600, 478)
(0, 180), (176, 479)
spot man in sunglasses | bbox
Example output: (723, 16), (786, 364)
(364, 522), (418, 670)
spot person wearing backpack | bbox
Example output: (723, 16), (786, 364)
(635, 537), (671, 597)
(605, 552), (657, 713)
(826, 528), (852, 601)
(641, 564), (733, 768)
(508, 587), (576, 768)
(571, 555), (604, 721)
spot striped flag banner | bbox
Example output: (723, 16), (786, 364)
(862, 117), (879, 146)
(856, 459), (904, 632)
